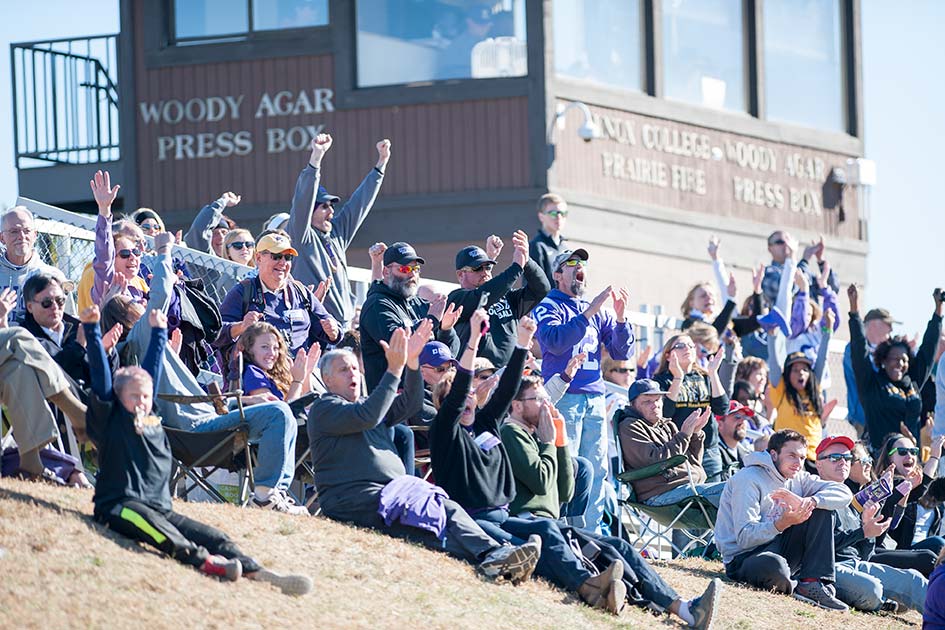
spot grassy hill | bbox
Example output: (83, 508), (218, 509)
(0, 478), (922, 629)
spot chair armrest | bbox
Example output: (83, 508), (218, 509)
(617, 454), (688, 483)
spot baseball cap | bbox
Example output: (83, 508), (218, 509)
(722, 400), (755, 418)
(473, 357), (497, 376)
(383, 242), (425, 266)
(816, 435), (855, 457)
(551, 248), (589, 273)
(315, 185), (341, 205)
(784, 350), (814, 371)
(420, 341), (456, 368)
(864, 308), (899, 325)
(455, 246), (496, 270)
(256, 233), (298, 256)
(627, 379), (668, 403)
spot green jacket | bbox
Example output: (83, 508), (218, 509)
(500, 422), (574, 519)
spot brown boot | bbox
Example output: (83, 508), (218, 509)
(577, 560), (626, 615)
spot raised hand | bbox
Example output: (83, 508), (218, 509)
(794, 268), (810, 294)
(611, 287), (629, 322)
(376, 138), (391, 169)
(861, 501), (891, 539)
(820, 260), (832, 288)
(824, 308), (837, 331)
(167, 328), (182, 355)
(585, 285), (612, 319)
(935, 287), (944, 315)
(291, 349), (308, 382)
(707, 235), (720, 261)
(469, 308), (489, 341)
(90, 170), (120, 215)
(847, 284), (859, 313)
(535, 401), (557, 444)
(511, 230), (529, 268)
(636, 344), (652, 369)
(314, 276), (331, 302)
(726, 273), (737, 301)
(407, 318), (434, 368)
(102, 323), (123, 353)
(320, 317), (340, 342)
(380, 327), (409, 375)
(368, 242), (387, 264)
(427, 292), (447, 321)
(79, 305), (100, 324)
(669, 351), (685, 379)
(221, 191), (241, 207)
(933, 435), (945, 460)
(439, 302), (463, 332)
(485, 234), (503, 260)
(707, 348), (725, 374)
(563, 352), (587, 380)
(752, 262), (765, 295)
(309, 133), (333, 166)
(475, 373), (500, 407)
(154, 230), (175, 253)
(516, 315), (537, 348)
(906, 465), (923, 490)
(148, 309), (168, 329)
(679, 408), (708, 436)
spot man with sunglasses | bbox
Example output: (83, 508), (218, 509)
(813, 435), (928, 614)
(359, 241), (460, 394)
(529, 193), (570, 286)
(447, 232), (550, 369)
(761, 230), (840, 310)
(0, 206), (71, 324)
(287, 133), (391, 331)
(533, 248), (633, 534)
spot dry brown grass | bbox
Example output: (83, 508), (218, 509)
(0, 478), (922, 629)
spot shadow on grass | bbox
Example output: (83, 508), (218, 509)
(0, 486), (154, 559)
(657, 560), (727, 581)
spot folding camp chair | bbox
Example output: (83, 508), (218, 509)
(612, 414), (717, 559)
(410, 425), (433, 481)
(288, 391), (321, 514)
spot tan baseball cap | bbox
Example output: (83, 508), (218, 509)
(256, 233), (298, 257)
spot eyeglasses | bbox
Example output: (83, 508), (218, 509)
(422, 364), (453, 373)
(228, 241), (255, 250)
(462, 263), (495, 273)
(396, 263), (422, 274)
(139, 222), (161, 231)
(889, 447), (920, 457)
(610, 367), (634, 374)
(769, 239), (786, 246)
(33, 295), (66, 309)
(544, 209), (568, 218)
(817, 453), (854, 463)
(265, 252), (295, 262)
(117, 248), (143, 259)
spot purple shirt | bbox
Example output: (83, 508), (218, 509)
(242, 364), (284, 400)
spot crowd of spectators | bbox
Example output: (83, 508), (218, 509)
(3, 131), (945, 625)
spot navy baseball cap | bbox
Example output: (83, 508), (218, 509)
(455, 246), (497, 270)
(420, 341), (456, 367)
(384, 242), (425, 266)
(551, 248), (589, 272)
(316, 185), (341, 205)
(627, 379), (668, 403)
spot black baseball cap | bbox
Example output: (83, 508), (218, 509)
(384, 242), (425, 266)
(316, 185), (341, 205)
(455, 246), (496, 270)
(627, 379), (668, 403)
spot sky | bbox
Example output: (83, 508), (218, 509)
(0, 0), (942, 335)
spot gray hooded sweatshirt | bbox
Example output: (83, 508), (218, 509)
(715, 450), (852, 564)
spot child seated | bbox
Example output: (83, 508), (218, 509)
(237, 322), (321, 403)
(81, 305), (311, 595)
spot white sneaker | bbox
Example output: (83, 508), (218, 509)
(252, 489), (309, 515)
(247, 568), (313, 595)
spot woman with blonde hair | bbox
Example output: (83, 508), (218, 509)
(223, 228), (256, 268)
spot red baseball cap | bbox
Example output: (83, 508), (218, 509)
(816, 435), (855, 457)
(721, 400), (755, 418)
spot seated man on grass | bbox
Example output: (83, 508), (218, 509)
(307, 319), (541, 585)
(715, 429), (852, 611)
(82, 305), (311, 595)
(501, 374), (721, 629)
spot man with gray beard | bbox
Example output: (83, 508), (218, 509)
(359, 242), (463, 393)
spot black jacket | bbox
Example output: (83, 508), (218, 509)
(21, 312), (100, 389)
(528, 230), (566, 287)
(359, 281), (459, 393)
(448, 260), (549, 368)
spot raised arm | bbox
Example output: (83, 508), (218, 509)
(813, 311), (835, 382)
(183, 192), (239, 253)
(89, 169), (121, 307)
(478, 319), (532, 428)
(385, 320), (432, 426)
(910, 289), (945, 385)
(331, 139), (389, 249)
(286, 135), (330, 245)
(81, 306), (112, 401)
(142, 309), (169, 389)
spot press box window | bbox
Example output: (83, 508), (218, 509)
(764, 0), (845, 132)
(173, 0), (329, 43)
(356, 0), (528, 88)
(553, 0), (644, 92)
(661, 0), (747, 112)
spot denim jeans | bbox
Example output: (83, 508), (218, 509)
(561, 456), (592, 529)
(390, 424), (416, 477)
(475, 508), (592, 591)
(835, 559), (927, 612)
(191, 401), (296, 490)
(643, 481), (726, 509)
(557, 392), (608, 534)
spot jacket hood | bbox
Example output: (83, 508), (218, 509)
(742, 450), (787, 482)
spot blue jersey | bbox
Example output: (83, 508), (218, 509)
(533, 289), (633, 395)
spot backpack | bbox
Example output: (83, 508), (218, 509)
(174, 278), (223, 377)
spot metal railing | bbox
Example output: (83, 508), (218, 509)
(10, 34), (120, 168)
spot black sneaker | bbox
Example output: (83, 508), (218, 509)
(880, 599), (900, 613)
(793, 581), (849, 612)
(688, 577), (722, 629)
(478, 535), (542, 585)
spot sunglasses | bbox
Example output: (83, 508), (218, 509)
(559, 259), (586, 270)
(396, 263), (422, 274)
(817, 453), (854, 463)
(422, 364), (453, 373)
(889, 447), (920, 457)
(672, 342), (695, 351)
(610, 367), (634, 374)
(769, 239), (786, 246)
(34, 295), (66, 309)
(462, 263), (495, 273)
(545, 209), (568, 218)
(139, 222), (161, 231)
(857, 457), (873, 466)
(118, 248), (143, 259)
(519, 395), (550, 403)
(266, 252), (295, 262)
(228, 241), (255, 250)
